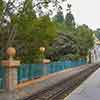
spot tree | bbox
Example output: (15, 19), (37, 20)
(12, 1), (57, 62)
(49, 4), (77, 60)
(0, 0), (95, 62)
(21, 0), (36, 19)
(0, 0), (68, 51)
(52, 4), (76, 33)
(52, 8), (66, 33)
(47, 25), (95, 61)
(75, 24), (95, 58)
(47, 32), (78, 60)
(95, 28), (100, 40)
(0, 0), (57, 62)
(53, 9), (64, 23)
(65, 4), (75, 31)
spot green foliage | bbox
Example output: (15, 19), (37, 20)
(51, 10), (94, 61)
(22, 0), (36, 18)
(75, 25), (95, 55)
(0, 0), (5, 17)
(64, 4), (75, 31)
(95, 28), (100, 40)
(54, 21), (68, 33)
(53, 11), (64, 23)
(65, 12), (75, 31)
(59, 53), (80, 61)
(53, 8), (75, 33)
(0, 0), (57, 63)
(15, 15), (57, 63)
(47, 32), (79, 60)
(0, 1), (95, 63)
(35, 16), (57, 44)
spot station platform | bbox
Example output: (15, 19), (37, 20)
(65, 64), (100, 100)
(0, 64), (99, 100)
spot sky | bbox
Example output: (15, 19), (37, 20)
(68, 0), (100, 30)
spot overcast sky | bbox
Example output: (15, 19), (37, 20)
(68, 0), (100, 30)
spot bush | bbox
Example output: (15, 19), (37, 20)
(59, 53), (81, 61)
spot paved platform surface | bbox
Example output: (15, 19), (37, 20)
(65, 65), (100, 100)
(0, 64), (98, 100)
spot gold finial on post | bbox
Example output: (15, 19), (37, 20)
(39, 47), (45, 53)
(6, 47), (16, 60)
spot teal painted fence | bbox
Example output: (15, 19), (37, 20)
(0, 65), (5, 89)
(0, 59), (87, 89)
(18, 59), (86, 83)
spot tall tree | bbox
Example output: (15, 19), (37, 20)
(47, 25), (95, 60)
(75, 24), (95, 57)
(22, 0), (36, 19)
(52, 7), (66, 33)
(11, 1), (57, 62)
(53, 8), (64, 23)
(65, 4), (75, 31)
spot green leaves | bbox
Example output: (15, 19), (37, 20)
(0, 1), (4, 13)
(32, 16), (57, 46)
(51, 10), (94, 61)
(11, 15), (57, 62)
(53, 11), (64, 23)
(75, 25), (95, 54)
(65, 12), (75, 31)
(0, 0), (5, 19)
(23, 0), (36, 18)
(0, 0), (95, 62)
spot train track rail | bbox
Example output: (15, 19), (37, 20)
(23, 64), (100, 100)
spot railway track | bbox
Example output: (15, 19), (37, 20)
(23, 64), (100, 100)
